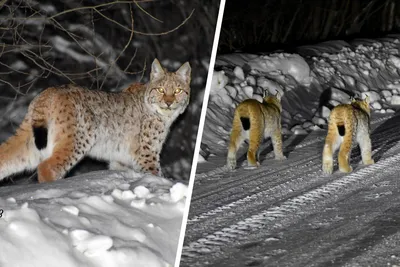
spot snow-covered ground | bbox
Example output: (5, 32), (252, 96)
(180, 35), (400, 266)
(200, 35), (400, 161)
(0, 171), (187, 267)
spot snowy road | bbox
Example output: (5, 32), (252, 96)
(181, 111), (400, 267)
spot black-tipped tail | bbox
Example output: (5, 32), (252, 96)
(240, 117), (250, 131)
(33, 126), (48, 150)
(337, 125), (345, 136)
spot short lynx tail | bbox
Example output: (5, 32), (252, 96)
(337, 124), (345, 136)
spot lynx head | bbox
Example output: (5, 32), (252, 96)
(263, 90), (282, 112)
(145, 59), (191, 116)
(351, 94), (371, 116)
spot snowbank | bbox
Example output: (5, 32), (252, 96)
(0, 171), (187, 267)
(200, 35), (400, 161)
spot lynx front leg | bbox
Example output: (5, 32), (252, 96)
(358, 133), (374, 165)
(136, 118), (164, 176)
(137, 150), (162, 176)
(37, 122), (92, 183)
(271, 128), (286, 160)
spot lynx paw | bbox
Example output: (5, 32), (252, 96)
(275, 154), (287, 160)
(246, 161), (260, 169)
(363, 159), (375, 165)
(151, 168), (164, 177)
(339, 165), (353, 173)
(226, 157), (237, 170)
(322, 161), (333, 175)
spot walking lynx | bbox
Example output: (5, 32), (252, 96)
(227, 92), (286, 170)
(322, 96), (374, 174)
(0, 59), (191, 183)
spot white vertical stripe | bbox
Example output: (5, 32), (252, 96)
(174, 0), (227, 265)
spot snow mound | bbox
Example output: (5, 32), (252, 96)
(0, 171), (186, 267)
(247, 53), (312, 86)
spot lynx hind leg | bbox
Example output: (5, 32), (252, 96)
(37, 106), (93, 183)
(271, 127), (286, 160)
(357, 131), (374, 165)
(247, 115), (264, 168)
(227, 113), (245, 170)
(322, 122), (341, 174)
(338, 124), (353, 173)
(0, 118), (40, 181)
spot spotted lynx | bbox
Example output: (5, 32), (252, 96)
(0, 59), (191, 183)
(322, 96), (374, 174)
(227, 92), (286, 170)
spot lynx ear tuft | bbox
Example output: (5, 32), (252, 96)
(176, 62), (191, 84)
(151, 58), (165, 80)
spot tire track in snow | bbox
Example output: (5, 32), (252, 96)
(184, 124), (400, 248)
(182, 145), (400, 264)
(188, 114), (398, 222)
(182, 113), (400, 265)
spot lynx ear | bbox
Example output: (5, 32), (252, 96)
(151, 58), (165, 81)
(275, 91), (281, 100)
(176, 62), (191, 84)
(363, 94), (370, 104)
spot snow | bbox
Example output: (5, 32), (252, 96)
(199, 35), (400, 161)
(0, 171), (187, 267)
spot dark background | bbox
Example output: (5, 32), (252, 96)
(219, 0), (400, 53)
(0, 0), (220, 182)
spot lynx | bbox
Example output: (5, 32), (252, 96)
(322, 96), (374, 174)
(227, 92), (286, 170)
(0, 59), (191, 183)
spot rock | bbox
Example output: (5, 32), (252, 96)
(302, 121), (313, 129)
(225, 85), (237, 98)
(233, 66), (245, 81)
(391, 95), (400, 105)
(242, 86), (254, 98)
(246, 76), (256, 86)
(252, 94), (263, 103)
(362, 91), (380, 103)
(329, 99), (340, 106)
(312, 116), (326, 125)
(331, 88), (350, 103)
(381, 90), (392, 98)
(321, 106), (331, 118)
(371, 102), (382, 110)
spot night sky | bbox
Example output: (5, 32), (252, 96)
(219, 0), (400, 53)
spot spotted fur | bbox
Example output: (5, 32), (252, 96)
(322, 96), (374, 174)
(227, 93), (286, 170)
(0, 59), (191, 183)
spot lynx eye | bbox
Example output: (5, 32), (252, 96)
(174, 88), (183, 95)
(156, 87), (165, 94)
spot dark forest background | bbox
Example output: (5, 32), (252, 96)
(219, 0), (400, 53)
(0, 0), (220, 181)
